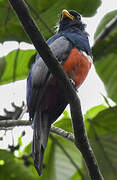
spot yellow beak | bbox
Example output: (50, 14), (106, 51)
(62, 9), (74, 20)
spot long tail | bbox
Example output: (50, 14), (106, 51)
(32, 110), (51, 176)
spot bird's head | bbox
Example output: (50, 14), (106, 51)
(57, 9), (86, 32)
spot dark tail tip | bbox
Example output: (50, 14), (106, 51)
(34, 163), (42, 176)
(33, 145), (45, 176)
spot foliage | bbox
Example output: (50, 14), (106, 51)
(93, 10), (117, 103)
(0, 0), (101, 85)
(84, 105), (117, 180)
(0, 0), (117, 179)
(0, 150), (37, 180)
(1, 105), (117, 180)
(0, 49), (36, 85)
(0, 0), (101, 43)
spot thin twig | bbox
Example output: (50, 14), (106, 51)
(18, 105), (28, 120)
(24, 0), (54, 36)
(4, 4), (11, 25)
(51, 125), (74, 142)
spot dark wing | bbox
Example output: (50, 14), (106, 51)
(27, 36), (73, 120)
(26, 36), (73, 175)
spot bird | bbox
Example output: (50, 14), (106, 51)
(26, 9), (92, 176)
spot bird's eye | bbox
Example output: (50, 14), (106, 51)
(78, 16), (81, 21)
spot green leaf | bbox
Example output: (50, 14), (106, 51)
(0, 0), (101, 43)
(49, 136), (82, 180)
(0, 149), (37, 180)
(70, 170), (83, 180)
(84, 104), (107, 120)
(0, 48), (36, 85)
(94, 54), (117, 103)
(93, 10), (117, 59)
(85, 105), (117, 179)
(93, 10), (117, 103)
(94, 10), (117, 38)
(18, 136), (22, 146)
(84, 104), (107, 132)
(52, 114), (83, 179)
(0, 57), (6, 78)
(54, 111), (73, 133)
(23, 142), (32, 155)
(66, 0), (101, 17)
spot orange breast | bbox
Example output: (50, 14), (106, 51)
(62, 48), (92, 88)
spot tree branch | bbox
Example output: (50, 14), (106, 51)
(17, 105), (28, 120)
(0, 120), (31, 129)
(51, 125), (74, 142)
(0, 119), (74, 142)
(94, 15), (117, 44)
(8, 0), (103, 179)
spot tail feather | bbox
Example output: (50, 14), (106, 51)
(32, 111), (51, 176)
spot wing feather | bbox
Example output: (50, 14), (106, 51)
(27, 36), (72, 119)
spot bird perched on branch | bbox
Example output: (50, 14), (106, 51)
(27, 9), (92, 176)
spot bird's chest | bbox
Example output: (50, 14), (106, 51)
(62, 48), (92, 88)
(41, 48), (92, 110)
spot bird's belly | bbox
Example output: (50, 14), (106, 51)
(41, 48), (92, 110)
(41, 85), (59, 110)
(62, 48), (92, 88)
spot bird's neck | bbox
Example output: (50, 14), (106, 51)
(58, 25), (87, 36)
(58, 21), (86, 33)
